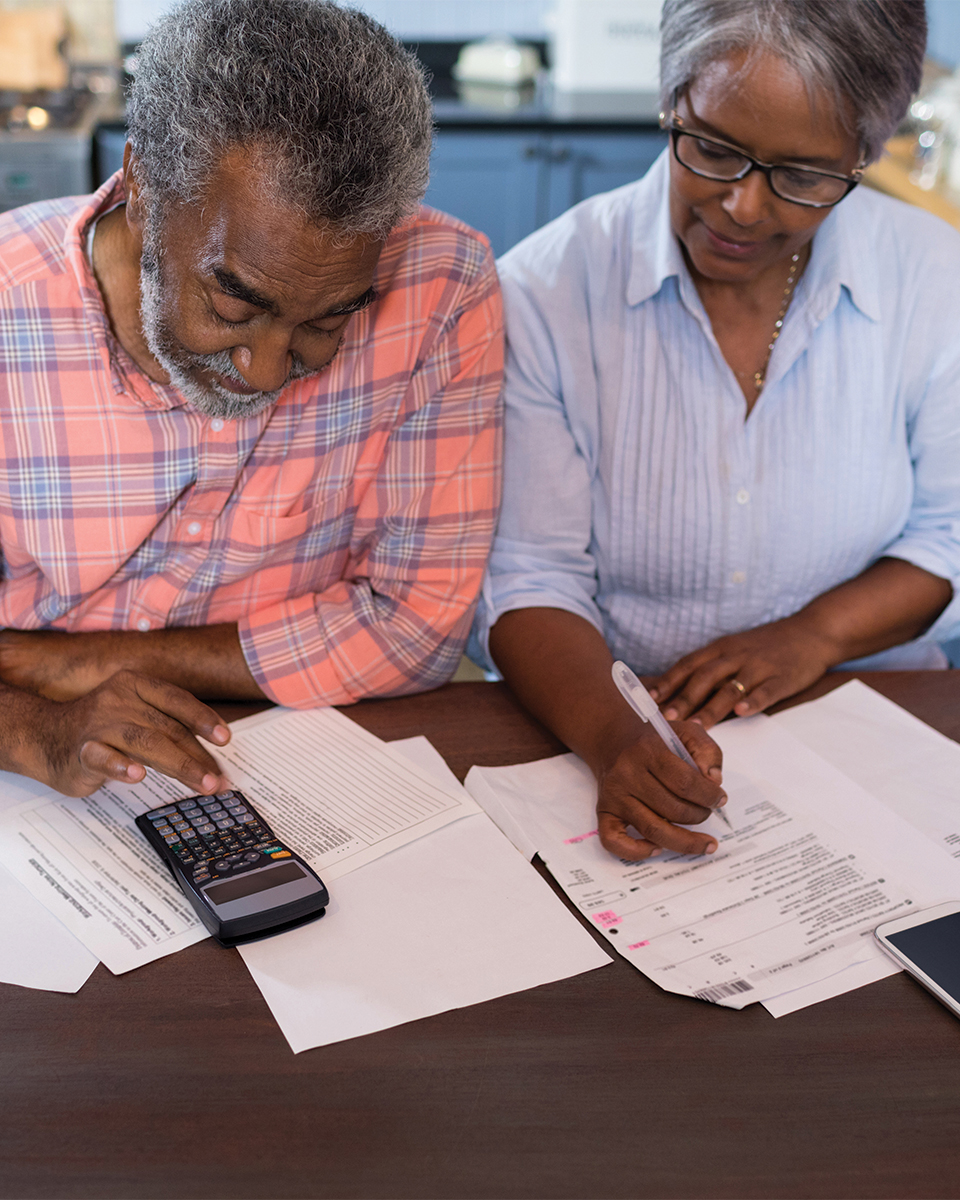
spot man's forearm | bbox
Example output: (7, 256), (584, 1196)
(0, 623), (266, 703)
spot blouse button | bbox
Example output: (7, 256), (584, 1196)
(210, 418), (224, 432)
(187, 521), (202, 536)
(736, 488), (750, 505)
(137, 618), (151, 632)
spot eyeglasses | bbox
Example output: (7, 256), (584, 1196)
(659, 94), (864, 209)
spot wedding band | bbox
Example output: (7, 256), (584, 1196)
(730, 679), (747, 696)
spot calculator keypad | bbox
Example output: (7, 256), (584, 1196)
(144, 790), (285, 883)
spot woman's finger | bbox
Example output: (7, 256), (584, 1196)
(598, 804), (718, 858)
(597, 810), (663, 860)
(731, 674), (798, 717)
(662, 657), (742, 720)
(647, 648), (717, 703)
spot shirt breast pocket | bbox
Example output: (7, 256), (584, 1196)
(219, 482), (356, 582)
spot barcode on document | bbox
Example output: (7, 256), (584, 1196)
(693, 979), (754, 1003)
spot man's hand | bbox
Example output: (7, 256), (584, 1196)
(647, 615), (836, 729)
(26, 670), (232, 797)
(595, 719), (727, 859)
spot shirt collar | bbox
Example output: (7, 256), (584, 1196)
(64, 171), (191, 410)
(625, 150), (881, 324)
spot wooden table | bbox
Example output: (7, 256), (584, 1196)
(3, 673), (960, 1200)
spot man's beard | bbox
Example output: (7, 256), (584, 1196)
(138, 231), (320, 421)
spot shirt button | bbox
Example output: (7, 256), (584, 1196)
(187, 521), (202, 536)
(731, 571), (746, 585)
(210, 418), (224, 432)
(137, 618), (151, 632)
(736, 488), (750, 505)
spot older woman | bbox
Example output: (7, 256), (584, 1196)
(474, 0), (960, 861)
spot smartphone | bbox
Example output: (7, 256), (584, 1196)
(135, 789), (329, 948)
(875, 901), (960, 1019)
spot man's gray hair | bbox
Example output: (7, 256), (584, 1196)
(660, 0), (927, 163)
(126, 0), (432, 237)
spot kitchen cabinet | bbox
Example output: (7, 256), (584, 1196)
(426, 127), (666, 256)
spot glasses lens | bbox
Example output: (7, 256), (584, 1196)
(675, 132), (750, 180)
(770, 166), (848, 206)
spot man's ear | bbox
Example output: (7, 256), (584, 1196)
(122, 143), (146, 238)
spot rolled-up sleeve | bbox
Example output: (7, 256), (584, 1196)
(882, 300), (960, 642)
(240, 262), (504, 707)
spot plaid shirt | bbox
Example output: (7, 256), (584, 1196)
(0, 175), (503, 707)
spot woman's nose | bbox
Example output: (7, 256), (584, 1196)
(721, 169), (771, 227)
(231, 333), (292, 394)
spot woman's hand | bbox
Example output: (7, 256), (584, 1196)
(648, 614), (836, 729)
(595, 718), (727, 860)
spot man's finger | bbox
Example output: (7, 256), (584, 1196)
(129, 672), (231, 746)
(75, 739), (147, 795)
(106, 719), (227, 794)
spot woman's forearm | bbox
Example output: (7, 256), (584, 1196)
(796, 557), (952, 664)
(489, 607), (647, 773)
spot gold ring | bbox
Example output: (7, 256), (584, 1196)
(730, 679), (747, 696)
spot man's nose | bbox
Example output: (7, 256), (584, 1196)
(231, 330), (292, 393)
(721, 169), (771, 227)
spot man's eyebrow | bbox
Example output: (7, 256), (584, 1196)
(320, 287), (379, 319)
(212, 268), (279, 315)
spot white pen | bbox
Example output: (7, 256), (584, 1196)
(611, 660), (733, 832)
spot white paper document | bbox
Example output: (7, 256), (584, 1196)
(0, 707), (481, 975)
(466, 717), (960, 1010)
(0, 770), (99, 993)
(240, 736), (611, 1052)
(774, 680), (960, 859)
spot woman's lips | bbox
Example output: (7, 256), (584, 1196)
(703, 224), (767, 259)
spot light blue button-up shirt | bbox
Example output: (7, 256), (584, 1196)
(473, 151), (960, 674)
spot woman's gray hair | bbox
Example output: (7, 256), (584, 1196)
(660, 0), (927, 163)
(126, 0), (432, 238)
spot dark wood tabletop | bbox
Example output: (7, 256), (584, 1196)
(3, 672), (960, 1200)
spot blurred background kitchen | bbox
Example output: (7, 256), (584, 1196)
(1, 0), (959, 255)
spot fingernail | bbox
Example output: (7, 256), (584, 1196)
(690, 717), (702, 726)
(211, 724), (230, 744)
(735, 702), (750, 715)
(664, 708), (678, 720)
(650, 847), (663, 857)
(705, 842), (718, 854)
(648, 687), (659, 700)
(201, 772), (218, 792)
(126, 763), (144, 781)
(708, 767), (722, 782)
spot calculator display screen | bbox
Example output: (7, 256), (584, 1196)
(204, 861), (307, 905)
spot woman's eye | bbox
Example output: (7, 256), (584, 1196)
(778, 168), (821, 191)
(695, 139), (742, 164)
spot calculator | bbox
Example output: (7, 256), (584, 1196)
(135, 789), (329, 947)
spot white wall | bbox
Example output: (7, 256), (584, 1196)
(117, 0), (552, 44)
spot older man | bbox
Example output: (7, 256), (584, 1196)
(0, 0), (503, 797)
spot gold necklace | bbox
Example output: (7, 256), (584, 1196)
(753, 251), (801, 392)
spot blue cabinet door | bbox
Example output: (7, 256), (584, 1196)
(425, 131), (546, 258)
(544, 130), (667, 222)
